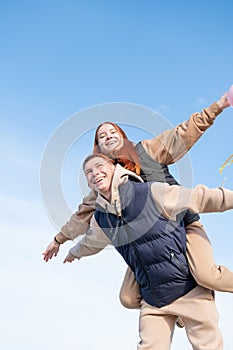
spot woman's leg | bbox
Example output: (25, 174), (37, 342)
(119, 266), (141, 309)
(186, 220), (233, 292)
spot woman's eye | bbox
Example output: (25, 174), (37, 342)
(98, 133), (106, 139)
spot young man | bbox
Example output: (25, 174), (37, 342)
(64, 153), (233, 349)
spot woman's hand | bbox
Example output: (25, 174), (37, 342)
(42, 239), (60, 262)
(216, 92), (230, 110)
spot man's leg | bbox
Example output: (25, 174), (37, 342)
(137, 300), (176, 350)
(169, 286), (223, 350)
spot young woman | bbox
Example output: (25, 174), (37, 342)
(43, 91), (233, 306)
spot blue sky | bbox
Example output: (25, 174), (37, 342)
(1, 1), (233, 349)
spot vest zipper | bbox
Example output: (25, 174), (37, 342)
(170, 250), (187, 275)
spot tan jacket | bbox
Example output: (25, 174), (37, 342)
(61, 103), (222, 240)
(69, 163), (233, 259)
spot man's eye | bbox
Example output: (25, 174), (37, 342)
(97, 163), (104, 169)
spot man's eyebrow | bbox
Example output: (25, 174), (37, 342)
(85, 161), (106, 172)
(84, 167), (91, 174)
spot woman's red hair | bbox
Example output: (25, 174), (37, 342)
(93, 122), (141, 175)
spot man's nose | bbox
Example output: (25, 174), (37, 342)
(92, 167), (100, 176)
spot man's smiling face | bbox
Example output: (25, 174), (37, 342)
(84, 156), (115, 201)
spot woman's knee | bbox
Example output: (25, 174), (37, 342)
(119, 291), (141, 309)
(193, 264), (221, 288)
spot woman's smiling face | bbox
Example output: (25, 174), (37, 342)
(97, 123), (124, 155)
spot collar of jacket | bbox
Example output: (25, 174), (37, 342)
(95, 164), (143, 216)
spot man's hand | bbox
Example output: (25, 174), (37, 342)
(63, 252), (76, 263)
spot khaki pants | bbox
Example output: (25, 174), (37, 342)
(186, 221), (233, 291)
(138, 286), (223, 350)
(119, 220), (233, 309)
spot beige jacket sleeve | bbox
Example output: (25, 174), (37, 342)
(151, 183), (233, 220)
(69, 216), (111, 259)
(142, 103), (222, 164)
(60, 190), (97, 240)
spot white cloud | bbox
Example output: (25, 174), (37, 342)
(156, 104), (172, 114)
(195, 97), (206, 106)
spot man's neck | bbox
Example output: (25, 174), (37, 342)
(100, 192), (111, 202)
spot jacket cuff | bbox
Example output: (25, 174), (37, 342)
(204, 102), (223, 121)
(70, 246), (82, 259)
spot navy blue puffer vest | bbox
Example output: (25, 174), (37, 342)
(95, 179), (197, 308)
